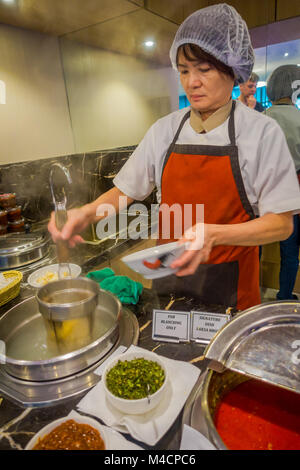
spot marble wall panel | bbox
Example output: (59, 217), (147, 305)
(0, 146), (137, 225)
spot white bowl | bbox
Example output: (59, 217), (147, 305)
(27, 263), (82, 288)
(121, 241), (188, 279)
(25, 415), (109, 450)
(103, 349), (168, 415)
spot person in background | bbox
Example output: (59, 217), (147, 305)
(48, 4), (300, 312)
(239, 72), (265, 260)
(239, 72), (265, 112)
(265, 64), (300, 300)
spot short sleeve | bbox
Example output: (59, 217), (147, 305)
(255, 121), (300, 216)
(113, 126), (156, 201)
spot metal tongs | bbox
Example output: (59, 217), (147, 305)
(49, 163), (72, 279)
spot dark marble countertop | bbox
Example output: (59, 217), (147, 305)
(0, 237), (225, 451)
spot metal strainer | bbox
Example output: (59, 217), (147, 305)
(37, 277), (100, 353)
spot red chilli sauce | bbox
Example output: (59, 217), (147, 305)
(214, 379), (300, 450)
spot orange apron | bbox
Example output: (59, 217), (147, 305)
(155, 101), (260, 311)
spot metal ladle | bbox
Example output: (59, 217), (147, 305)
(49, 163), (72, 279)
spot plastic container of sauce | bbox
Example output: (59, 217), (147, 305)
(0, 193), (16, 209)
(0, 224), (8, 235)
(7, 206), (22, 222)
(8, 217), (25, 233)
(0, 210), (8, 225)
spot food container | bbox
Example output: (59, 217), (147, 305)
(25, 415), (109, 450)
(0, 231), (50, 269)
(103, 349), (168, 415)
(183, 301), (300, 450)
(0, 210), (8, 225)
(121, 241), (189, 279)
(0, 225), (8, 235)
(7, 205), (22, 222)
(27, 263), (82, 288)
(8, 217), (25, 233)
(0, 193), (16, 209)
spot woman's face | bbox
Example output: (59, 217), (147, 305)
(177, 49), (234, 117)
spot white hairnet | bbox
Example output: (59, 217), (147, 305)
(169, 3), (254, 84)
(267, 65), (300, 102)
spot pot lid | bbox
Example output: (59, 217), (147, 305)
(0, 230), (49, 256)
(204, 301), (300, 394)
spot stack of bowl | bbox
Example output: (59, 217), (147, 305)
(0, 193), (25, 234)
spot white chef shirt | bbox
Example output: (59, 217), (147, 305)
(113, 100), (300, 217)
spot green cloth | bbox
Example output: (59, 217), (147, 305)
(86, 268), (143, 305)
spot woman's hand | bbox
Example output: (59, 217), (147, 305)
(48, 205), (93, 248)
(170, 223), (216, 276)
(47, 187), (134, 248)
(170, 212), (293, 277)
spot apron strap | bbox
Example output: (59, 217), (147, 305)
(162, 102), (236, 181)
(172, 110), (191, 146)
(161, 110), (191, 179)
(228, 100), (236, 146)
(227, 101), (256, 220)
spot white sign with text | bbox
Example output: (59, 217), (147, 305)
(152, 310), (190, 343)
(190, 311), (231, 344)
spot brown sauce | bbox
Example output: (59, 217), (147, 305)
(33, 419), (105, 450)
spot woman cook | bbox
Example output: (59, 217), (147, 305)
(49, 4), (300, 311)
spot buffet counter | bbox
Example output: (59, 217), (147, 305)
(0, 236), (215, 451)
(2, 233), (299, 451)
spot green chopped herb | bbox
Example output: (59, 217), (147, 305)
(106, 358), (165, 400)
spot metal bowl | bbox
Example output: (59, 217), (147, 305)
(1, 291), (122, 381)
(183, 300), (300, 449)
(199, 369), (249, 449)
(36, 277), (99, 321)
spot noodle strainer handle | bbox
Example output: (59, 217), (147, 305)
(49, 163), (72, 279)
(55, 204), (71, 279)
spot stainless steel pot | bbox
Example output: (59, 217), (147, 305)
(0, 291), (122, 381)
(187, 368), (249, 449)
(0, 231), (50, 270)
(183, 301), (300, 449)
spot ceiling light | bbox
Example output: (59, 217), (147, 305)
(144, 40), (155, 48)
(284, 52), (289, 57)
(2, 0), (15, 4)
